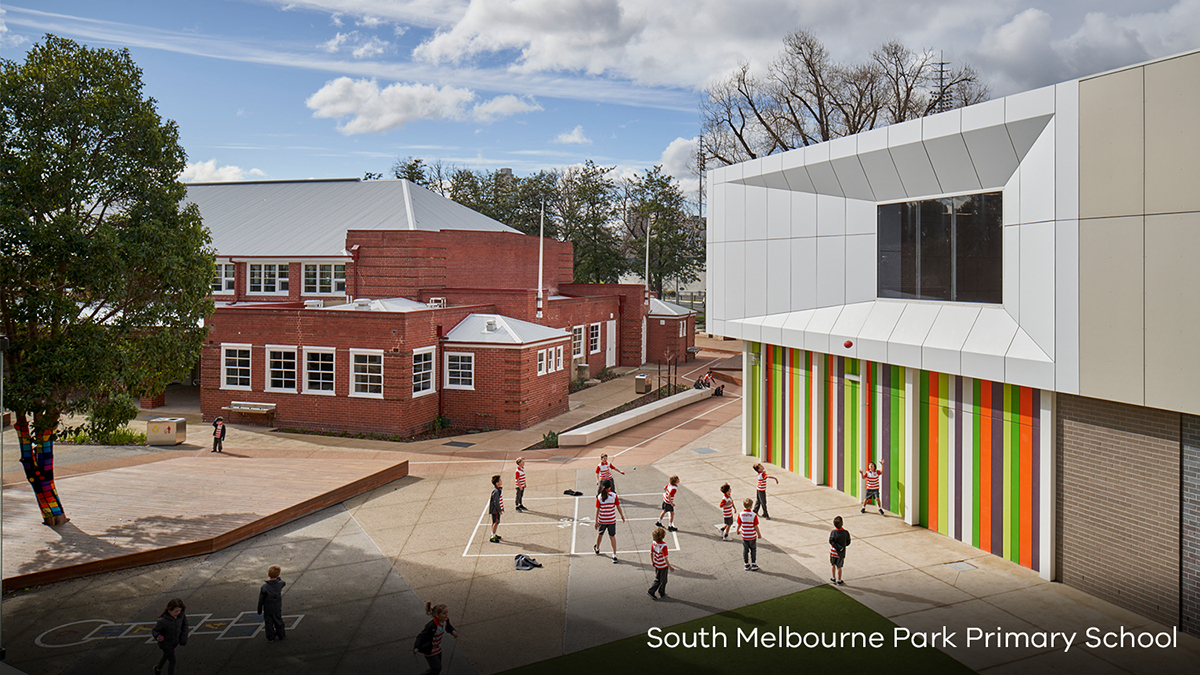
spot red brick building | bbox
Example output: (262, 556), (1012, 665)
(187, 178), (690, 434)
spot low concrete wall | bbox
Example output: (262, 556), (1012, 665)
(559, 388), (712, 446)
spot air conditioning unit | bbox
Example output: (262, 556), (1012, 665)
(427, 297), (447, 308)
(303, 299), (324, 309)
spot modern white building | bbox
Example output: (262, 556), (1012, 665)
(708, 49), (1200, 633)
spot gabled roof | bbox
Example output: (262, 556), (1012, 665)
(648, 298), (693, 316)
(444, 314), (568, 345)
(185, 178), (519, 258)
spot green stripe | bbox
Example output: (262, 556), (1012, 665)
(971, 378), (982, 549)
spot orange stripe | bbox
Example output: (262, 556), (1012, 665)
(1019, 386), (1033, 568)
(979, 382), (992, 553)
(927, 372), (939, 532)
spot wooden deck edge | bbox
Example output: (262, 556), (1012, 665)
(2, 459), (409, 591)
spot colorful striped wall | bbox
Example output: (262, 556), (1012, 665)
(749, 343), (1052, 574)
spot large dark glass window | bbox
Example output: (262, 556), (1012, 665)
(877, 192), (1002, 303)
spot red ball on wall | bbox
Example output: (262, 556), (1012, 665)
(843, 340), (853, 349)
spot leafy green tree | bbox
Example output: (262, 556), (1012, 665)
(622, 166), (704, 297)
(552, 161), (627, 283)
(0, 35), (213, 526)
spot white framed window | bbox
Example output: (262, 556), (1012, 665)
(412, 346), (436, 397)
(303, 347), (336, 395)
(445, 352), (474, 390)
(537, 350), (546, 376)
(589, 324), (601, 354)
(572, 326), (584, 357)
(266, 346), (297, 392)
(248, 263), (289, 294)
(303, 263), (347, 294)
(213, 263), (235, 293)
(221, 343), (252, 391)
(555, 345), (564, 371)
(350, 349), (384, 398)
(679, 320), (686, 338)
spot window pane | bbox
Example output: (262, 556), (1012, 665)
(334, 264), (346, 293)
(919, 199), (953, 301)
(353, 354), (382, 394)
(225, 348), (250, 387)
(448, 354), (473, 386)
(250, 265), (263, 293)
(304, 264), (317, 294)
(413, 351), (433, 393)
(307, 352), (334, 391)
(269, 350), (296, 389)
(954, 193), (1003, 303)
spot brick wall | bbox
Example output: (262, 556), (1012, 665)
(646, 314), (695, 365)
(1183, 414), (1200, 636)
(1055, 394), (1181, 626)
(202, 304), (477, 436)
(561, 283), (647, 366)
(441, 340), (570, 430)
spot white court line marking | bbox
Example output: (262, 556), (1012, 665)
(463, 499), (489, 557)
(464, 493), (680, 558)
(612, 398), (741, 460)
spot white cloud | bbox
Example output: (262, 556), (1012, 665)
(0, 8), (28, 49)
(306, 77), (540, 133)
(180, 160), (266, 182)
(329, 12), (344, 26)
(321, 32), (351, 53)
(352, 36), (390, 58)
(660, 136), (699, 199)
(552, 125), (591, 145)
(356, 15), (385, 28)
(472, 94), (542, 122)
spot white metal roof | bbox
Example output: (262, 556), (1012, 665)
(325, 297), (430, 312)
(444, 313), (569, 345)
(648, 298), (694, 316)
(185, 178), (519, 258)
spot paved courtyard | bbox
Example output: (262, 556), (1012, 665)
(2, 348), (1199, 674)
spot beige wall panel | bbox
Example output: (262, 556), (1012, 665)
(1145, 212), (1200, 413)
(1079, 68), (1144, 219)
(1078, 216), (1144, 405)
(1145, 53), (1200, 215)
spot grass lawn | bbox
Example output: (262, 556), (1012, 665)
(502, 585), (974, 674)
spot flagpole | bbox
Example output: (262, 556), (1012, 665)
(536, 201), (544, 320)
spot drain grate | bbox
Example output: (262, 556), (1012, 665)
(691, 447), (717, 454)
(443, 440), (475, 448)
(946, 561), (977, 572)
(548, 456), (573, 462)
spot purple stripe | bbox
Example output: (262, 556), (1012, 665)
(991, 380), (1004, 555)
(881, 364), (891, 512)
(1031, 388), (1041, 572)
(954, 376), (963, 542)
(836, 358), (844, 492)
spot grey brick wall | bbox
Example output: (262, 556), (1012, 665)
(1183, 415), (1200, 636)
(1056, 394), (1180, 627)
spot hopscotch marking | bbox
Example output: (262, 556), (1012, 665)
(35, 613), (305, 648)
(462, 492), (680, 558)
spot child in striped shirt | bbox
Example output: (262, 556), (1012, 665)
(593, 480), (626, 563)
(489, 475), (503, 543)
(413, 601), (458, 675)
(656, 475), (680, 532)
(752, 463), (778, 520)
(738, 498), (761, 571)
(829, 515), (851, 585)
(715, 483), (734, 540)
(514, 457), (527, 512)
(647, 526), (674, 599)
(595, 453), (625, 489)
(859, 461), (884, 515)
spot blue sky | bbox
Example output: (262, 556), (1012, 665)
(3, 1), (1198, 191)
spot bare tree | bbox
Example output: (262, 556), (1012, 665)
(699, 31), (991, 167)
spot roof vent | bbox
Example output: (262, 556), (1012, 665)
(353, 298), (372, 309)
(427, 297), (446, 308)
(485, 319), (498, 332)
(304, 299), (324, 309)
